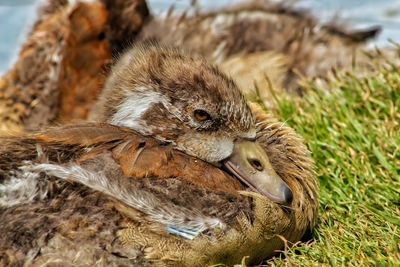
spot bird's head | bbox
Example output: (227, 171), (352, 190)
(91, 44), (292, 204)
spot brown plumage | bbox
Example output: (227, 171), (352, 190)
(89, 44), (256, 164)
(138, 1), (379, 92)
(0, 0), (149, 135)
(0, 111), (317, 266)
(0, 44), (317, 266)
(0, 0), (381, 136)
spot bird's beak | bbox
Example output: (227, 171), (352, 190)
(223, 139), (293, 205)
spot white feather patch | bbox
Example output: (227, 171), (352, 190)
(110, 88), (170, 134)
(0, 168), (47, 207)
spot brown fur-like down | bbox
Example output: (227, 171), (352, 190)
(0, 105), (318, 266)
(138, 1), (379, 92)
(0, 0), (381, 136)
(88, 44), (258, 166)
(0, 0), (149, 135)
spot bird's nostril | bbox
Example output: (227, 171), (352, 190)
(283, 184), (293, 204)
(249, 158), (264, 171)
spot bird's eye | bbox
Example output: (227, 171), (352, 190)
(194, 109), (211, 121)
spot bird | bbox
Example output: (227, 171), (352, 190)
(0, 44), (318, 266)
(137, 1), (378, 93)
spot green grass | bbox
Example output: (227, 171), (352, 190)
(260, 53), (400, 266)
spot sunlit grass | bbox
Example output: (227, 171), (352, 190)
(258, 51), (400, 266)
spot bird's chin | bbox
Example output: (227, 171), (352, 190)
(221, 140), (293, 206)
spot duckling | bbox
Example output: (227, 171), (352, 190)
(0, 45), (318, 266)
(89, 44), (292, 203)
(138, 1), (379, 92)
(0, 0), (150, 135)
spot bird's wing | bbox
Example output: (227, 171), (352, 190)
(0, 119), (317, 266)
(0, 123), (252, 246)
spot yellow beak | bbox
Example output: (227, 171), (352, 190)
(223, 139), (293, 205)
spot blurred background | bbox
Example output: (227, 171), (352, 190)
(1, 0), (400, 74)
